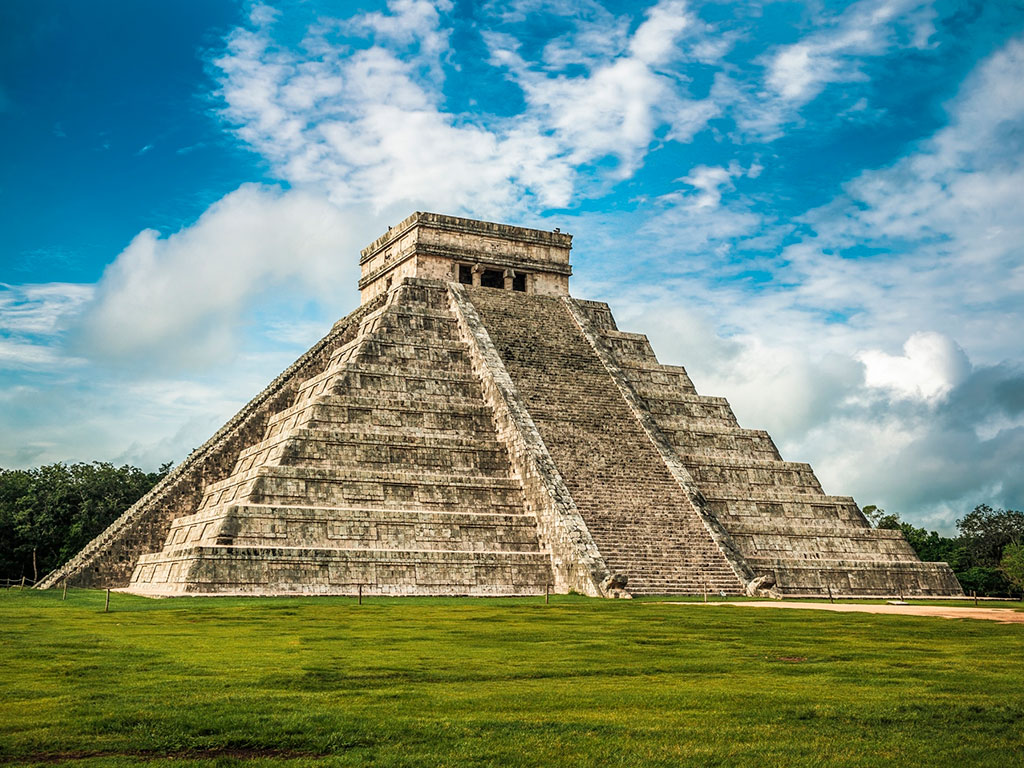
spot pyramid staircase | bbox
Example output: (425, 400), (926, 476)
(465, 288), (745, 596)
(129, 281), (553, 596)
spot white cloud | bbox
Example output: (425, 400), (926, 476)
(717, 0), (938, 139)
(73, 184), (374, 368)
(349, 0), (455, 68)
(0, 283), (92, 370)
(629, 0), (692, 66)
(766, 0), (935, 104)
(0, 283), (93, 335)
(677, 163), (743, 209)
(490, 0), (719, 181)
(792, 34), (1024, 361)
(0, 340), (64, 368)
(215, 0), (719, 214)
(216, 10), (573, 214)
(859, 332), (971, 401)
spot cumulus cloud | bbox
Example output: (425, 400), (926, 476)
(859, 332), (970, 402)
(629, 0), (693, 65)
(72, 184), (374, 368)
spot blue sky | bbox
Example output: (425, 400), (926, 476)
(1, 0), (1022, 532)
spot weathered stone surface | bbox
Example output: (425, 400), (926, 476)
(44, 212), (962, 598)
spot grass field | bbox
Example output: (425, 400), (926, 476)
(2, 590), (1022, 767)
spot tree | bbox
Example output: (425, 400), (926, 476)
(0, 461), (171, 582)
(862, 504), (886, 527)
(956, 504), (1024, 568)
(1000, 543), (1024, 598)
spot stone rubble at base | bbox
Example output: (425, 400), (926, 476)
(40, 213), (963, 598)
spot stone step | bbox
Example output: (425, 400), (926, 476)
(596, 330), (659, 363)
(682, 455), (815, 471)
(269, 423), (503, 447)
(162, 504), (544, 553)
(357, 325), (460, 348)
(619, 362), (693, 379)
(361, 307), (460, 336)
(725, 521), (905, 538)
(663, 424), (781, 461)
(203, 464), (525, 496)
(650, 412), (740, 429)
(643, 393), (736, 415)
(235, 427), (505, 465)
(372, 303), (456, 322)
(265, 394), (494, 437)
(738, 528), (921, 561)
(386, 281), (451, 309)
(629, 381), (698, 399)
(348, 338), (472, 367)
(572, 299), (617, 330)
(296, 362), (479, 403)
(233, 432), (513, 476)
(705, 494), (870, 528)
(130, 546), (554, 597)
(676, 447), (782, 463)
(682, 456), (823, 493)
(328, 366), (482, 399)
(746, 557), (964, 596)
(200, 467), (527, 512)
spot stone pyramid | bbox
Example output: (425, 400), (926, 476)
(42, 213), (962, 597)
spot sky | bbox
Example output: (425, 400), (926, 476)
(1, 0), (1022, 533)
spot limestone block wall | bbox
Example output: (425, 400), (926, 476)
(162, 506), (543, 552)
(133, 547), (552, 597)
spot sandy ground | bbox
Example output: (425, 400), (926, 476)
(665, 600), (1024, 624)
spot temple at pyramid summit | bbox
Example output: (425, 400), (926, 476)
(41, 212), (962, 598)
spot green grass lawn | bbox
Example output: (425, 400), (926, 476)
(1, 589), (1022, 767)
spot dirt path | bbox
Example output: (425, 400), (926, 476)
(665, 601), (1024, 624)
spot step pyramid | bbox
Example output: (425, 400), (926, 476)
(41, 212), (963, 598)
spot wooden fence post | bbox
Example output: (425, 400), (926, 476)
(104, 589), (111, 613)
(358, 584), (363, 605)
(827, 584), (834, 604)
(62, 579), (68, 601)
(545, 583), (549, 604)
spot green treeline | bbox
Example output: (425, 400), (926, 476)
(864, 504), (1024, 597)
(0, 461), (171, 583)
